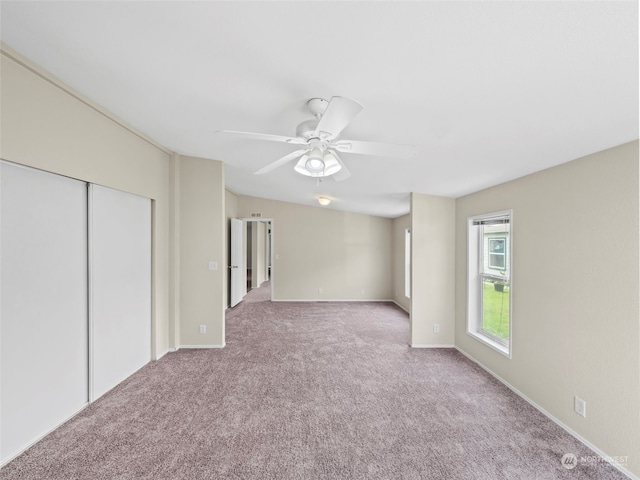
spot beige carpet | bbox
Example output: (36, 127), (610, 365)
(1, 284), (627, 479)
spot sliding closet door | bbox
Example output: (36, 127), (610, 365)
(0, 161), (88, 464)
(89, 185), (151, 401)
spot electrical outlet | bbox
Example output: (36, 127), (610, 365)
(574, 396), (586, 417)
(433, 324), (440, 334)
(199, 324), (206, 334)
(318, 287), (323, 294)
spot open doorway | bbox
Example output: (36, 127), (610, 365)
(229, 218), (273, 306)
(245, 220), (267, 290)
(244, 218), (273, 300)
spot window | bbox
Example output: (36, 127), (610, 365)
(404, 228), (411, 298)
(467, 211), (512, 357)
(488, 238), (506, 269)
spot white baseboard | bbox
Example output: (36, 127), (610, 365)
(154, 349), (169, 360)
(455, 347), (637, 480)
(410, 344), (455, 348)
(178, 344), (225, 349)
(391, 300), (410, 313)
(271, 298), (397, 303)
(1, 402), (89, 468)
(168, 347), (178, 353)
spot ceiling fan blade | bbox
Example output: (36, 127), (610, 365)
(330, 152), (351, 181)
(333, 139), (416, 158)
(216, 130), (307, 145)
(254, 149), (308, 175)
(314, 97), (363, 139)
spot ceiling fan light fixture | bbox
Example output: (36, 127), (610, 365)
(321, 152), (342, 176)
(318, 197), (331, 206)
(305, 154), (325, 174)
(294, 150), (342, 178)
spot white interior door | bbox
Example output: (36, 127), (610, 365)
(89, 185), (151, 401)
(230, 218), (245, 307)
(1, 161), (88, 464)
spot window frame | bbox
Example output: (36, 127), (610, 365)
(467, 210), (513, 358)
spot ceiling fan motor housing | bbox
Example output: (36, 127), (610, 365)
(295, 119), (320, 139)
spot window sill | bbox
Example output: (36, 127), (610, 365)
(467, 330), (511, 358)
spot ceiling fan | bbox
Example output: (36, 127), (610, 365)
(216, 96), (415, 181)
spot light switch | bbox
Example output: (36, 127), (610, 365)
(208, 261), (218, 271)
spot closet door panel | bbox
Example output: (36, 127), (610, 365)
(0, 161), (88, 464)
(90, 185), (151, 401)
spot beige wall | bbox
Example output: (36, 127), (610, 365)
(178, 155), (226, 347)
(391, 214), (411, 312)
(169, 153), (181, 349)
(237, 195), (393, 301)
(0, 45), (172, 358)
(455, 141), (640, 475)
(410, 193), (456, 347)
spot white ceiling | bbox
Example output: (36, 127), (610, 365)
(1, 1), (637, 218)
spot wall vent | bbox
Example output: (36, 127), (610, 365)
(250, 212), (262, 218)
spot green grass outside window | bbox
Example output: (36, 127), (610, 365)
(482, 281), (510, 340)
